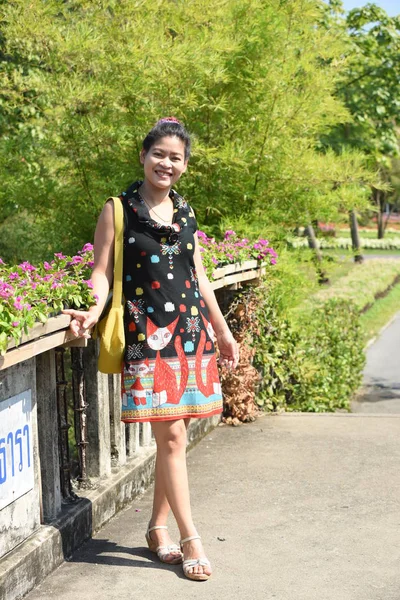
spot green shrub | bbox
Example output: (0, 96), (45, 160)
(252, 289), (304, 412)
(252, 283), (365, 412)
(291, 299), (365, 412)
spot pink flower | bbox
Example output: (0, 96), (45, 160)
(12, 321), (19, 327)
(0, 258), (4, 265)
(18, 261), (36, 272)
(93, 294), (99, 303)
(9, 272), (19, 280)
(71, 256), (83, 265)
(0, 282), (14, 298)
(224, 230), (236, 240)
(44, 261), (52, 271)
(87, 261), (94, 268)
(81, 243), (94, 253)
(13, 299), (23, 310)
(54, 252), (66, 260)
(51, 282), (62, 289)
(197, 231), (209, 242)
(83, 279), (93, 288)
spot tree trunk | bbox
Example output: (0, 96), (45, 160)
(349, 209), (363, 263)
(374, 189), (385, 239)
(305, 223), (329, 284)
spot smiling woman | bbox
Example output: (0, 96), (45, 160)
(136, 119), (190, 224)
(62, 117), (239, 582)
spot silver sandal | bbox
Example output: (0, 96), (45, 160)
(180, 534), (212, 581)
(145, 524), (183, 564)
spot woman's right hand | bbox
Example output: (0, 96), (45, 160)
(62, 308), (100, 338)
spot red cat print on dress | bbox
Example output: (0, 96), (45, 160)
(146, 316), (189, 407)
(195, 313), (222, 397)
(146, 316), (179, 350)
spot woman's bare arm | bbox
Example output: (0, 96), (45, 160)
(193, 233), (239, 368)
(63, 200), (115, 336)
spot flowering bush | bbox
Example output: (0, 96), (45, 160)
(198, 230), (277, 278)
(317, 222), (336, 238)
(0, 244), (96, 354)
(288, 237), (400, 250)
(0, 233), (277, 354)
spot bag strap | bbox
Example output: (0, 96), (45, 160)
(109, 197), (124, 308)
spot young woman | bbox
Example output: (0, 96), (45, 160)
(63, 117), (239, 581)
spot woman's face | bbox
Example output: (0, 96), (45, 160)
(140, 135), (188, 190)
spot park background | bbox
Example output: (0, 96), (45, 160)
(1, 0), (400, 418)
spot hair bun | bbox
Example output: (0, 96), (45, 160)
(156, 116), (183, 126)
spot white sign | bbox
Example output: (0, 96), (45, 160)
(0, 390), (34, 510)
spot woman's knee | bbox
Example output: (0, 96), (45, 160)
(152, 420), (187, 454)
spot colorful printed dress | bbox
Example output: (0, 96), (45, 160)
(119, 181), (223, 423)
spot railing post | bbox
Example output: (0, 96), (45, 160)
(70, 347), (89, 485)
(125, 423), (140, 456)
(82, 339), (111, 478)
(55, 348), (75, 501)
(36, 349), (62, 520)
(109, 373), (126, 467)
(140, 422), (153, 447)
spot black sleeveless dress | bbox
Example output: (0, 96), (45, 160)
(119, 181), (223, 423)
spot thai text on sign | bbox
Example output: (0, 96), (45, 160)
(0, 390), (34, 510)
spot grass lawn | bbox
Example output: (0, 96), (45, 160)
(292, 249), (400, 288)
(359, 282), (400, 345)
(324, 248), (400, 258)
(339, 230), (400, 239)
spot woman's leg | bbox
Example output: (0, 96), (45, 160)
(150, 418), (211, 576)
(150, 418), (191, 525)
(148, 419), (191, 560)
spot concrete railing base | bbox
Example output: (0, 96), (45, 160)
(0, 415), (220, 600)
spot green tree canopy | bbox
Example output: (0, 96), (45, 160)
(0, 0), (375, 262)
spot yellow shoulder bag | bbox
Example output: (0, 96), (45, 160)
(95, 197), (125, 374)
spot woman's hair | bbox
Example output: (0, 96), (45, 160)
(142, 117), (191, 161)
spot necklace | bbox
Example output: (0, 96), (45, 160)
(138, 190), (173, 224)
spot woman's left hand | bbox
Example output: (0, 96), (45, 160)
(216, 329), (239, 370)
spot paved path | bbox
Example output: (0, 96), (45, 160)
(25, 414), (400, 600)
(351, 311), (400, 413)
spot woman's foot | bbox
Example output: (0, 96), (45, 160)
(180, 535), (212, 580)
(145, 524), (183, 564)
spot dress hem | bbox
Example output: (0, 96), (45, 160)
(121, 406), (222, 424)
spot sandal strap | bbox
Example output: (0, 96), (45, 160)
(183, 558), (211, 568)
(180, 535), (201, 544)
(148, 525), (168, 533)
(157, 543), (182, 556)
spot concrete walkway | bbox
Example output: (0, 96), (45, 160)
(25, 413), (400, 600)
(352, 311), (400, 413)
